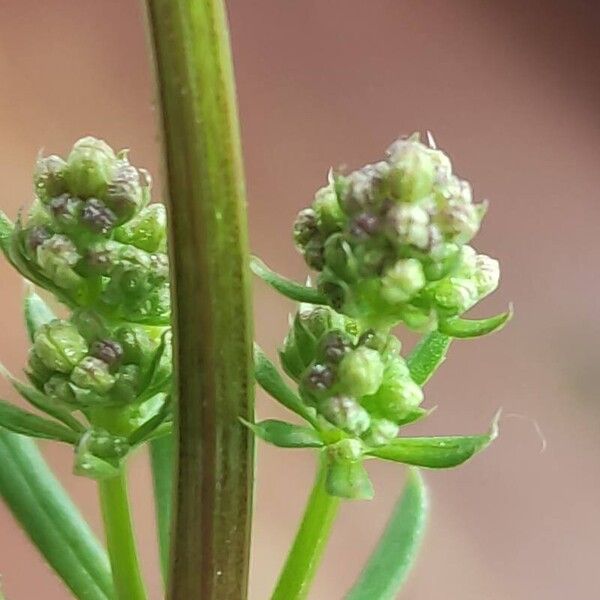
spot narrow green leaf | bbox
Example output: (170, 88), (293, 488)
(396, 406), (432, 428)
(250, 256), (328, 305)
(150, 435), (174, 584)
(439, 306), (512, 339)
(0, 398), (79, 444)
(242, 418), (323, 449)
(366, 413), (499, 468)
(254, 344), (318, 427)
(0, 366), (85, 433)
(345, 469), (428, 600)
(406, 331), (451, 386)
(0, 429), (114, 599)
(24, 287), (57, 342)
(0, 211), (13, 258)
(325, 458), (374, 500)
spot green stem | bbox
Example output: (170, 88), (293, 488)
(150, 435), (174, 583)
(272, 457), (341, 600)
(145, 1), (254, 599)
(98, 471), (147, 600)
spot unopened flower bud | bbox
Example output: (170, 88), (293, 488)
(71, 356), (116, 394)
(115, 325), (153, 365)
(26, 348), (54, 388)
(33, 320), (88, 373)
(362, 418), (399, 447)
(293, 208), (320, 250)
(435, 201), (481, 244)
(312, 183), (344, 234)
(386, 135), (437, 203)
(49, 194), (82, 231)
(385, 204), (430, 249)
(473, 254), (500, 298)
(328, 438), (363, 462)
(44, 374), (76, 405)
(380, 258), (426, 304)
(316, 330), (353, 365)
(369, 367), (423, 422)
(36, 234), (83, 290)
(104, 162), (143, 223)
(81, 198), (117, 234)
(110, 364), (141, 405)
(323, 233), (358, 282)
(65, 137), (116, 198)
(114, 204), (166, 252)
(432, 277), (478, 315)
(90, 339), (123, 369)
(319, 395), (370, 435)
(26, 226), (52, 252)
(303, 364), (335, 397)
(337, 347), (384, 397)
(34, 155), (67, 203)
(348, 212), (380, 240)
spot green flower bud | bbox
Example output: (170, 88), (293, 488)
(385, 204), (431, 250)
(380, 258), (426, 304)
(431, 277), (479, 315)
(26, 348), (54, 388)
(44, 374), (76, 405)
(473, 254), (500, 298)
(386, 135), (437, 203)
(36, 234), (83, 290)
(398, 305), (433, 331)
(319, 395), (370, 435)
(366, 366), (423, 423)
(48, 194), (83, 232)
(83, 429), (129, 460)
(70, 356), (116, 394)
(357, 329), (402, 360)
(323, 233), (359, 282)
(362, 418), (399, 447)
(313, 182), (345, 234)
(105, 162), (143, 223)
(33, 320), (88, 373)
(337, 347), (384, 398)
(113, 204), (166, 252)
(423, 242), (462, 281)
(34, 155), (67, 203)
(115, 325), (154, 365)
(328, 438), (363, 462)
(340, 162), (390, 215)
(65, 137), (116, 198)
(293, 208), (320, 250)
(435, 201), (481, 244)
(279, 305), (353, 381)
(110, 364), (141, 405)
(70, 310), (108, 342)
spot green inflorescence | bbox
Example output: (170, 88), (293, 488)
(252, 134), (509, 500)
(0, 138), (172, 479)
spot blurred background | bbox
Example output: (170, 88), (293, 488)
(1, 1), (599, 598)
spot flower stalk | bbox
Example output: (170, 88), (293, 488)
(145, 1), (255, 599)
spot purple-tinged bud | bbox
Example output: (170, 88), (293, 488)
(293, 208), (320, 249)
(49, 194), (82, 230)
(349, 212), (380, 239)
(305, 364), (335, 394)
(34, 154), (67, 203)
(81, 198), (117, 234)
(90, 339), (123, 369)
(26, 226), (52, 252)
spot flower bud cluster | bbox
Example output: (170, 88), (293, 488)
(27, 316), (171, 411)
(14, 137), (169, 322)
(293, 134), (499, 330)
(282, 305), (424, 448)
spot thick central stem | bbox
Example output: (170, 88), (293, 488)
(145, 1), (255, 599)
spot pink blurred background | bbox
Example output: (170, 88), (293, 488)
(1, 1), (599, 598)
